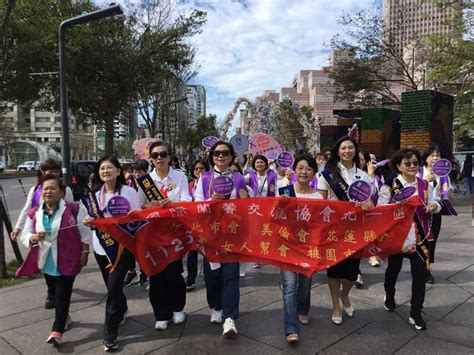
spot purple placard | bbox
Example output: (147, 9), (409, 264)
(107, 196), (131, 216)
(393, 186), (416, 202)
(212, 175), (234, 195)
(202, 136), (219, 148)
(265, 150), (279, 160)
(432, 159), (451, 177)
(347, 180), (372, 202)
(277, 151), (294, 168)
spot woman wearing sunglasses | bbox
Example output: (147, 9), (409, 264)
(383, 148), (440, 331)
(138, 141), (192, 331)
(194, 141), (248, 338)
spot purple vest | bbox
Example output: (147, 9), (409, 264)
(28, 202), (82, 276)
(248, 170), (277, 197)
(31, 185), (42, 208)
(201, 171), (247, 200)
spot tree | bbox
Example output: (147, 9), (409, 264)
(178, 113), (218, 156)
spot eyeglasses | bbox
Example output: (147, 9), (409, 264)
(213, 150), (230, 157)
(402, 161), (419, 167)
(151, 151), (169, 159)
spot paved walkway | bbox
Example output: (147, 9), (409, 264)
(0, 194), (472, 354)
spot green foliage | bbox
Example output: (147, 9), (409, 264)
(178, 113), (218, 153)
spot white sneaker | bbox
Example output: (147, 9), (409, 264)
(172, 311), (186, 324)
(210, 309), (223, 324)
(239, 272), (246, 278)
(155, 320), (169, 330)
(222, 317), (237, 338)
(369, 256), (382, 267)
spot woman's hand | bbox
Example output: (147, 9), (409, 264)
(425, 173), (436, 183)
(10, 228), (21, 241)
(355, 199), (374, 210)
(83, 216), (94, 226)
(367, 161), (376, 177)
(211, 193), (224, 200)
(425, 203), (438, 213)
(29, 233), (44, 245)
(285, 169), (294, 179)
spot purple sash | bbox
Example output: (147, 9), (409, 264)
(31, 185), (42, 208)
(201, 171), (247, 200)
(415, 177), (434, 241)
(248, 170), (277, 197)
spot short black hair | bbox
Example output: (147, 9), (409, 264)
(40, 158), (61, 172)
(92, 155), (126, 192)
(208, 141), (236, 167)
(421, 144), (440, 167)
(251, 154), (268, 171)
(132, 159), (149, 172)
(293, 153), (318, 173)
(40, 174), (65, 193)
(148, 141), (171, 157)
(190, 159), (209, 179)
(390, 148), (421, 174)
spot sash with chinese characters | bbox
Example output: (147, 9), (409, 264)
(137, 174), (165, 201)
(320, 169), (349, 201)
(91, 196), (421, 278)
(80, 191), (123, 272)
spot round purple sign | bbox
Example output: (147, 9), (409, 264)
(277, 151), (294, 168)
(107, 196), (131, 216)
(265, 150), (279, 160)
(212, 175), (234, 195)
(432, 159), (451, 177)
(393, 186), (416, 202)
(202, 136), (219, 148)
(347, 180), (372, 202)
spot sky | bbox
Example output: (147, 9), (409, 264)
(178, 0), (377, 123)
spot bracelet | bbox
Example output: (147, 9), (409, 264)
(81, 251), (90, 254)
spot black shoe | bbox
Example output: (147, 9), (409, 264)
(123, 271), (139, 287)
(45, 298), (55, 309)
(186, 279), (196, 291)
(409, 311), (427, 330)
(426, 272), (435, 284)
(139, 273), (148, 286)
(384, 295), (396, 312)
(104, 339), (118, 352)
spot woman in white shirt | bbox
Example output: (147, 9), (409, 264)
(138, 141), (192, 331)
(384, 148), (441, 331)
(83, 156), (140, 352)
(280, 154), (322, 344)
(318, 136), (374, 325)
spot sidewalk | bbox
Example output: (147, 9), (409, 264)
(0, 194), (472, 354)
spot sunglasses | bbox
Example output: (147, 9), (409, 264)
(151, 151), (169, 159)
(213, 150), (231, 157)
(401, 161), (419, 167)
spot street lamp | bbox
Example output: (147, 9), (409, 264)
(59, 4), (123, 185)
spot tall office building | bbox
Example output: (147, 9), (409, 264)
(186, 85), (206, 122)
(382, 0), (457, 55)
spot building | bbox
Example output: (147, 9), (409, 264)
(382, 0), (456, 56)
(186, 85), (206, 122)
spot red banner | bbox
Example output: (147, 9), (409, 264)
(91, 197), (420, 277)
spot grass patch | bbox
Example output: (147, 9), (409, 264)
(0, 260), (41, 288)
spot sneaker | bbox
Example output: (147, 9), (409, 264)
(146, 283), (150, 291)
(384, 295), (396, 312)
(64, 314), (73, 331)
(118, 309), (129, 326)
(45, 297), (55, 309)
(123, 271), (139, 287)
(355, 274), (363, 288)
(253, 263), (262, 269)
(369, 256), (382, 267)
(409, 311), (427, 330)
(426, 272), (435, 284)
(46, 331), (62, 346)
(139, 274), (148, 286)
(172, 311), (186, 324)
(103, 339), (118, 352)
(210, 309), (223, 324)
(222, 317), (238, 338)
(155, 320), (170, 330)
(239, 272), (247, 278)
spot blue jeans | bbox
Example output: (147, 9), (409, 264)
(281, 270), (312, 335)
(204, 260), (240, 319)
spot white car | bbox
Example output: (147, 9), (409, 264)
(0, 161), (4, 173)
(17, 161), (38, 172)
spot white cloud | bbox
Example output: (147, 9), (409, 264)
(178, 0), (374, 124)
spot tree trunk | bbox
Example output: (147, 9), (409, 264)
(104, 114), (115, 156)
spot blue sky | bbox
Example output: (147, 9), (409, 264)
(178, 0), (377, 122)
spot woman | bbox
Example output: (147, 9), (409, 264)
(20, 175), (91, 346)
(12, 158), (74, 310)
(420, 145), (451, 284)
(138, 142), (192, 331)
(384, 148), (441, 331)
(195, 140), (248, 338)
(461, 153), (473, 194)
(84, 156), (140, 352)
(318, 136), (374, 325)
(185, 159), (210, 291)
(280, 154), (321, 344)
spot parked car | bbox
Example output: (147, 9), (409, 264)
(17, 161), (38, 172)
(71, 160), (96, 200)
(0, 161), (5, 173)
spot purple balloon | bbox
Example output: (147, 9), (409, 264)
(277, 151), (294, 168)
(432, 159), (451, 177)
(107, 196), (131, 216)
(393, 186), (416, 202)
(348, 180), (372, 202)
(202, 136), (219, 148)
(212, 175), (234, 195)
